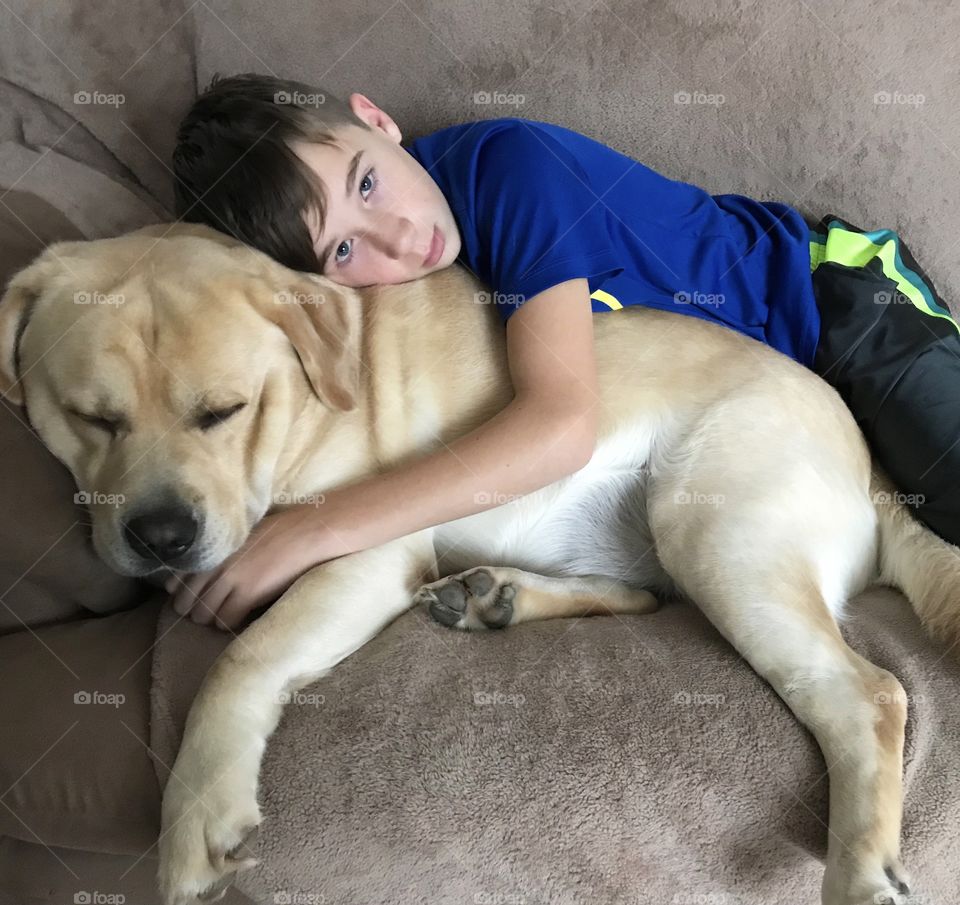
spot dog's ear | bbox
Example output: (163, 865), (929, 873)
(0, 253), (59, 406)
(250, 269), (363, 413)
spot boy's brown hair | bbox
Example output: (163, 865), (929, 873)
(172, 72), (369, 272)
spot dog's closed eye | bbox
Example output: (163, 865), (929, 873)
(197, 401), (247, 431)
(67, 408), (125, 437)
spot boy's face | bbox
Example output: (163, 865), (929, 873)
(291, 94), (462, 288)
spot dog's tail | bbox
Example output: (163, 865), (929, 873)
(872, 465), (960, 650)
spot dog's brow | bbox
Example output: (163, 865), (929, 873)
(191, 394), (246, 414)
(65, 393), (122, 418)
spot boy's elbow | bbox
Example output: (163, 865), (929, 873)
(554, 403), (598, 471)
(519, 392), (597, 474)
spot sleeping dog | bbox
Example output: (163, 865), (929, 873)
(2, 221), (954, 905)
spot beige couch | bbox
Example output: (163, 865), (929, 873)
(2, 0), (960, 902)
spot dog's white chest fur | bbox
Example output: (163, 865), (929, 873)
(433, 420), (672, 593)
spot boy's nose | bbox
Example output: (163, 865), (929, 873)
(370, 214), (418, 261)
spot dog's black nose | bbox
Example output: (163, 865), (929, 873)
(123, 506), (198, 563)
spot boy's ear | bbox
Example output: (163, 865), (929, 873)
(249, 267), (363, 412)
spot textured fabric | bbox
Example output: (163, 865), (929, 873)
(808, 214), (960, 547)
(406, 116), (821, 364)
(0, 600), (162, 855)
(150, 587), (960, 904)
(0, 836), (255, 905)
(809, 216), (960, 327)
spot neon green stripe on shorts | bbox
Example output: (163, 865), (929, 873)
(808, 221), (959, 332)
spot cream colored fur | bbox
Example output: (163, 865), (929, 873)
(2, 222), (955, 905)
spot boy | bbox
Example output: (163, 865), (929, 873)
(168, 73), (960, 629)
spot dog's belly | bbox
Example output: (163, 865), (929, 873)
(431, 435), (676, 594)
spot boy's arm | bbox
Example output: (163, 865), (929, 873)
(305, 276), (600, 556)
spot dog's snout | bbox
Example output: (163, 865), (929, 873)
(123, 506), (198, 563)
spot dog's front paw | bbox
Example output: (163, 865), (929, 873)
(157, 763), (261, 905)
(416, 567), (516, 630)
(822, 856), (912, 905)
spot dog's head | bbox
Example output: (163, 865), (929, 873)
(0, 223), (362, 577)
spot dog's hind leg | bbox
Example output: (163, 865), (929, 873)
(418, 566), (658, 630)
(661, 558), (910, 905)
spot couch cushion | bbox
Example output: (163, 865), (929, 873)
(0, 597), (163, 854)
(0, 835), (255, 905)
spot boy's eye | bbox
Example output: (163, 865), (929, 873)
(334, 168), (377, 265)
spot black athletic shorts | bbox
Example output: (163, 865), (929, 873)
(804, 213), (960, 547)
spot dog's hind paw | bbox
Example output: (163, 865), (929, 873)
(416, 567), (516, 630)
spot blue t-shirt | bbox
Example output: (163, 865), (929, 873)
(404, 117), (819, 366)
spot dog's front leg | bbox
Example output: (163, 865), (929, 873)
(157, 532), (435, 905)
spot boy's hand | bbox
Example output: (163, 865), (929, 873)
(164, 506), (347, 632)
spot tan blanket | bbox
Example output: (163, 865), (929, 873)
(149, 587), (960, 903)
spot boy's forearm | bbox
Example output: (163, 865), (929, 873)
(303, 395), (598, 557)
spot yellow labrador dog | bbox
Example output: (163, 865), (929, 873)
(1, 222), (957, 905)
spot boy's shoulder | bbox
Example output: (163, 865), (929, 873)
(404, 115), (595, 166)
(410, 114), (540, 144)
(404, 115), (621, 195)
(405, 115), (533, 165)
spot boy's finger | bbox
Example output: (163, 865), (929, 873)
(215, 592), (255, 633)
(172, 587), (193, 616)
(190, 579), (231, 627)
(172, 575), (205, 616)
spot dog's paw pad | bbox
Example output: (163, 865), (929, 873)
(197, 875), (233, 902)
(878, 863), (911, 902)
(426, 578), (468, 626)
(478, 580), (515, 628)
(417, 568), (517, 630)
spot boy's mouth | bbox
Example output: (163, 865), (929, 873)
(423, 225), (444, 267)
